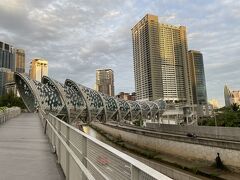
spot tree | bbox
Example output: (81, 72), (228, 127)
(200, 105), (240, 127)
(0, 92), (26, 109)
(231, 103), (239, 112)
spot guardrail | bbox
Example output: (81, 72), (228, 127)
(146, 122), (240, 141)
(38, 109), (171, 180)
(0, 107), (21, 124)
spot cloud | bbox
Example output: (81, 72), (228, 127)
(0, 0), (239, 106)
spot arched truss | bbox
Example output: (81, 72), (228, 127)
(15, 73), (166, 124)
(15, 72), (64, 118)
(64, 79), (88, 123)
(15, 73), (38, 112)
(42, 76), (70, 121)
(118, 99), (131, 121)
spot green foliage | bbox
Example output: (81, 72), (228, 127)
(231, 103), (239, 112)
(133, 120), (141, 126)
(191, 167), (199, 174)
(200, 106), (240, 127)
(0, 106), (7, 112)
(133, 119), (143, 126)
(0, 92), (26, 109)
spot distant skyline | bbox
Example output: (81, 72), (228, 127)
(0, 0), (239, 106)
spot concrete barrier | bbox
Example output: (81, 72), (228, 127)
(93, 123), (240, 173)
(146, 123), (240, 141)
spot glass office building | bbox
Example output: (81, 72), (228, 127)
(0, 41), (15, 71)
(188, 50), (207, 105)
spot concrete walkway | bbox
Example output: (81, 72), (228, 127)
(0, 113), (65, 180)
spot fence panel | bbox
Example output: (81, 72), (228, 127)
(0, 107), (21, 125)
(43, 112), (171, 180)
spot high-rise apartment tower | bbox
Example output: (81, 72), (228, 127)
(15, 49), (25, 73)
(188, 50), (207, 105)
(132, 14), (192, 103)
(29, 58), (48, 82)
(0, 41), (26, 96)
(95, 69), (114, 96)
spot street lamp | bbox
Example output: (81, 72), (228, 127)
(214, 109), (217, 127)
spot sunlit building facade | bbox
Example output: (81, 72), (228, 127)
(132, 14), (192, 104)
(95, 69), (114, 96)
(29, 58), (48, 82)
(188, 50), (207, 105)
(209, 99), (220, 109)
(224, 85), (240, 107)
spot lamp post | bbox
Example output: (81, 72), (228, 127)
(214, 108), (217, 127)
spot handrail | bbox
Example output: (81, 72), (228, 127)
(40, 109), (171, 180)
(52, 114), (170, 179)
(0, 107), (21, 125)
(46, 118), (96, 180)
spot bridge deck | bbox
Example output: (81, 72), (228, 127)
(0, 113), (65, 180)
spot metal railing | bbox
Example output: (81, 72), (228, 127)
(38, 109), (171, 180)
(0, 107), (21, 124)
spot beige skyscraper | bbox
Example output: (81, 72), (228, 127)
(29, 58), (48, 82)
(132, 14), (192, 104)
(95, 69), (114, 96)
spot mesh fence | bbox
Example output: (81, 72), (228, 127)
(87, 140), (131, 180)
(139, 171), (158, 180)
(45, 113), (171, 180)
(0, 107), (21, 124)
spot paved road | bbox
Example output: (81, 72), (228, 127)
(0, 113), (65, 180)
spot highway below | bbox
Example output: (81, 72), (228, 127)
(106, 123), (240, 151)
(89, 122), (240, 180)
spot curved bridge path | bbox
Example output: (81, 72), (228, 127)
(0, 113), (65, 180)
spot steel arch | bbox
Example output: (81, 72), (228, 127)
(15, 73), (166, 124)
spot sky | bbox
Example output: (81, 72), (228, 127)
(0, 0), (239, 106)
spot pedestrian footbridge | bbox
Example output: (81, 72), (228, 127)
(14, 73), (166, 125)
(0, 108), (171, 180)
(0, 109), (64, 180)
